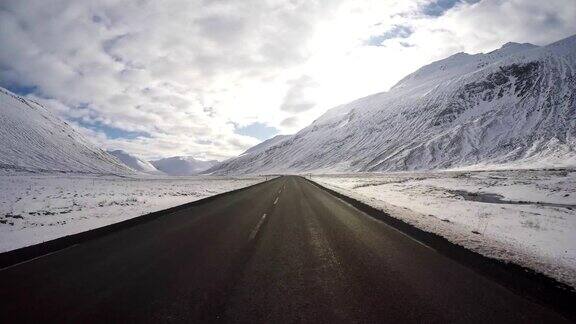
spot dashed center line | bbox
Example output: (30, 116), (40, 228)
(248, 191), (281, 241)
(249, 213), (267, 240)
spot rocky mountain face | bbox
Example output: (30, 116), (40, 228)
(211, 35), (576, 174)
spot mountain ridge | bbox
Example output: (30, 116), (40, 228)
(0, 87), (133, 175)
(211, 34), (576, 174)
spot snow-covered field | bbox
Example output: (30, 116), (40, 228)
(311, 169), (576, 288)
(0, 173), (265, 252)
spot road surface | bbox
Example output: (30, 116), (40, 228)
(0, 176), (570, 322)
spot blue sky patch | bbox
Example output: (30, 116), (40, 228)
(0, 81), (38, 96)
(235, 122), (278, 141)
(365, 25), (413, 47)
(1, 79), (152, 141)
(75, 119), (150, 139)
(420, 0), (481, 17)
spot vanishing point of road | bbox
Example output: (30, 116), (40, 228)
(0, 176), (571, 323)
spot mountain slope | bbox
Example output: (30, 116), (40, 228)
(205, 135), (290, 175)
(212, 35), (576, 174)
(0, 87), (133, 174)
(108, 150), (162, 174)
(151, 156), (219, 176)
(240, 135), (291, 157)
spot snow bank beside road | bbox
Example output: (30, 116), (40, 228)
(0, 174), (265, 252)
(311, 170), (576, 288)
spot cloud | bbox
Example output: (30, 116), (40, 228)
(280, 116), (300, 128)
(280, 75), (318, 113)
(348, 0), (576, 98)
(418, 0), (481, 17)
(0, 0), (574, 160)
(407, 0), (576, 54)
(0, 0), (342, 159)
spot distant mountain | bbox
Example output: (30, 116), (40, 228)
(204, 135), (290, 175)
(211, 34), (576, 174)
(0, 87), (133, 174)
(150, 156), (219, 176)
(107, 150), (162, 174)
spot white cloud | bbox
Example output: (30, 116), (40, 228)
(280, 75), (318, 113)
(280, 116), (301, 133)
(1, 0), (574, 159)
(0, 0), (344, 159)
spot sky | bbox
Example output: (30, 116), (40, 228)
(1, 0), (575, 161)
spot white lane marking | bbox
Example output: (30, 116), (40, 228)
(249, 214), (267, 241)
(273, 197), (279, 205)
(0, 244), (80, 272)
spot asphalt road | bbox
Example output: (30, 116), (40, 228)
(0, 176), (570, 323)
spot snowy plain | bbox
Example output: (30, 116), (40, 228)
(0, 172), (265, 252)
(311, 169), (576, 288)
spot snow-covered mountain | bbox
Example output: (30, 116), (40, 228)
(151, 156), (219, 176)
(240, 135), (291, 157)
(205, 135), (290, 174)
(0, 87), (133, 174)
(107, 150), (162, 174)
(212, 35), (576, 174)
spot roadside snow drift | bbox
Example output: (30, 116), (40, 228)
(0, 174), (265, 252)
(311, 170), (576, 288)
